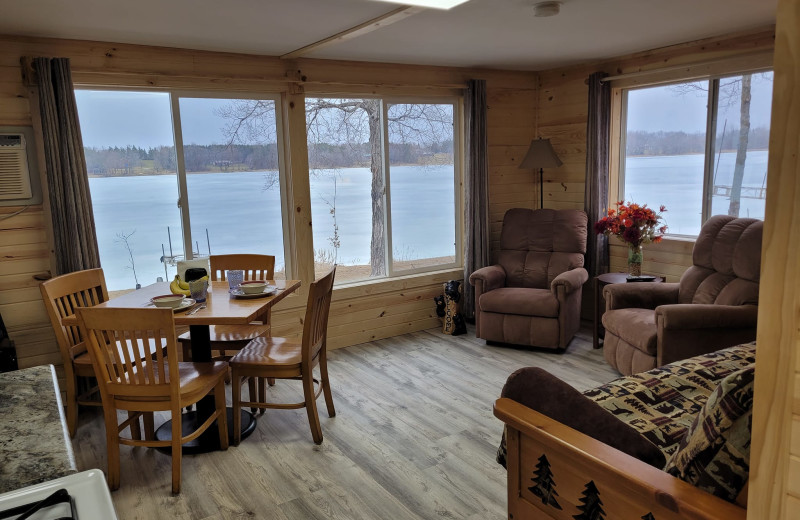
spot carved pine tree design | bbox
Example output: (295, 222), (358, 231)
(572, 481), (605, 520)
(641, 513), (656, 520)
(528, 454), (562, 510)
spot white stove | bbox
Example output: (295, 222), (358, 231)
(0, 470), (117, 519)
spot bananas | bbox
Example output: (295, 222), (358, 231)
(170, 275), (191, 296)
(169, 274), (209, 296)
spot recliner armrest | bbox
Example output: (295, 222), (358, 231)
(550, 268), (588, 296)
(469, 265), (506, 293)
(656, 304), (758, 329)
(604, 282), (680, 311)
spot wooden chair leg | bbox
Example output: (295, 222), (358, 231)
(214, 381), (229, 451)
(171, 407), (182, 494)
(181, 342), (192, 362)
(104, 407), (121, 490)
(232, 373), (243, 446)
(267, 378), (276, 387)
(258, 377), (267, 409)
(248, 377), (258, 413)
(143, 412), (155, 441)
(302, 371), (323, 444)
(65, 373), (79, 438)
(320, 352), (336, 418)
(128, 411), (142, 441)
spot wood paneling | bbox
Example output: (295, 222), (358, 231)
(747, 4), (799, 519)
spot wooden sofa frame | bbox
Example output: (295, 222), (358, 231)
(494, 398), (746, 520)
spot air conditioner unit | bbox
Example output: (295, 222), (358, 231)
(0, 127), (41, 206)
(0, 134), (32, 200)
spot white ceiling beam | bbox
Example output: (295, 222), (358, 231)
(281, 5), (425, 60)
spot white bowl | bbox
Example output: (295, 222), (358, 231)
(151, 294), (186, 309)
(239, 281), (268, 294)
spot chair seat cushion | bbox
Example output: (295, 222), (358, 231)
(178, 324), (271, 346)
(230, 337), (302, 368)
(602, 308), (658, 355)
(479, 287), (559, 318)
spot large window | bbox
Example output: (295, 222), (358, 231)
(76, 90), (286, 291)
(620, 72), (773, 236)
(305, 97), (459, 284)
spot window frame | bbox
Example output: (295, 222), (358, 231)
(75, 86), (294, 280)
(304, 94), (464, 283)
(614, 68), (773, 239)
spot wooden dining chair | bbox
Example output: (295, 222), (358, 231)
(179, 254), (277, 404)
(76, 306), (229, 494)
(40, 268), (158, 438)
(178, 254), (276, 360)
(230, 266), (336, 445)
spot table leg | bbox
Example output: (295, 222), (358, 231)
(154, 325), (256, 454)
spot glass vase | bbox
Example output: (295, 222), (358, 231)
(627, 244), (643, 277)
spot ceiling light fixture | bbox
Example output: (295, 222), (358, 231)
(370, 0), (470, 10)
(533, 1), (562, 17)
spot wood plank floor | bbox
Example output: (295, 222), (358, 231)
(71, 324), (619, 519)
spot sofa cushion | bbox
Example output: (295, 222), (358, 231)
(601, 308), (657, 355)
(480, 287), (559, 318)
(583, 342), (756, 461)
(497, 367), (666, 469)
(665, 367), (754, 502)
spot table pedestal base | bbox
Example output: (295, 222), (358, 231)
(154, 407), (257, 454)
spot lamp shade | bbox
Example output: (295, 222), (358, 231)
(519, 138), (563, 169)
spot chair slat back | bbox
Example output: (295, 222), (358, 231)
(209, 254), (276, 282)
(301, 266), (336, 362)
(76, 307), (178, 400)
(40, 268), (109, 361)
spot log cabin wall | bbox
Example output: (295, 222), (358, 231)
(537, 27), (775, 283)
(0, 35), (539, 384)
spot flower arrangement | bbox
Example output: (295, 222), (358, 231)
(594, 201), (667, 277)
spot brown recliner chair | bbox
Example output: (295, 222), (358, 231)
(469, 208), (588, 350)
(602, 215), (762, 375)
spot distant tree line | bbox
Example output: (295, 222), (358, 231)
(84, 140), (453, 176)
(626, 127), (769, 157)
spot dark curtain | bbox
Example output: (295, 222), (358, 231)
(33, 58), (100, 275)
(463, 79), (490, 320)
(584, 72), (611, 277)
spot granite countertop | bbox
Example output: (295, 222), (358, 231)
(0, 365), (77, 493)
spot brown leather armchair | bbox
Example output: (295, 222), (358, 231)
(469, 208), (588, 350)
(602, 215), (762, 375)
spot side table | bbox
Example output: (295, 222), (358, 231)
(593, 272), (663, 349)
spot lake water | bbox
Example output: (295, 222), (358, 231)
(89, 151), (768, 291)
(90, 164), (456, 290)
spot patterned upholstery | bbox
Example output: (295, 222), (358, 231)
(664, 367), (754, 501)
(582, 342), (755, 459)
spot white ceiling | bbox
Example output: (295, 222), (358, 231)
(1, 0), (777, 71)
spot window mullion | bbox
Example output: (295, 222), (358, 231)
(702, 79), (720, 224)
(169, 93), (194, 260)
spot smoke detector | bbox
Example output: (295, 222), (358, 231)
(533, 1), (562, 17)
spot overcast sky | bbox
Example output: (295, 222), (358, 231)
(75, 72), (775, 149)
(626, 72), (773, 132)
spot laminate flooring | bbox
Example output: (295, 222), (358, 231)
(71, 324), (620, 520)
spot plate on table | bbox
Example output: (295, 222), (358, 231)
(172, 298), (196, 312)
(231, 286), (277, 299)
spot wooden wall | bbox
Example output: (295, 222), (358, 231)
(537, 27), (775, 282)
(748, 0), (800, 517)
(0, 36), (539, 377)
